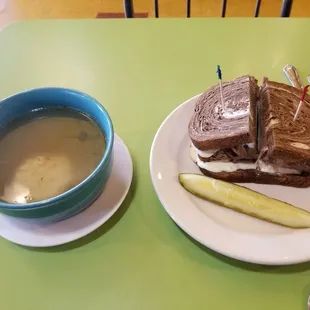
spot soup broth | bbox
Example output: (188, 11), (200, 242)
(0, 108), (106, 204)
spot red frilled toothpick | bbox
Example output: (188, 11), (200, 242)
(293, 85), (310, 121)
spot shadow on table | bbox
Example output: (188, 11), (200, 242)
(22, 158), (137, 253)
(180, 227), (310, 274)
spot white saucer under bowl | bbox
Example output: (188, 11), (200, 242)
(0, 134), (133, 247)
(150, 94), (310, 266)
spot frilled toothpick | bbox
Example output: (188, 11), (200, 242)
(216, 65), (224, 107)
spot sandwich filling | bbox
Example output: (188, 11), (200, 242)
(190, 143), (302, 175)
(190, 144), (256, 172)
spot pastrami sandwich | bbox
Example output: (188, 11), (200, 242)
(188, 75), (310, 187)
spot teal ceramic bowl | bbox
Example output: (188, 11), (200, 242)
(0, 88), (114, 222)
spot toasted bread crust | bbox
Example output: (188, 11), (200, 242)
(199, 168), (310, 188)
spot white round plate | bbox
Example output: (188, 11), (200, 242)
(150, 95), (310, 265)
(0, 134), (133, 247)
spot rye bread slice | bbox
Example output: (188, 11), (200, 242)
(260, 78), (310, 172)
(198, 167), (310, 188)
(188, 75), (259, 150)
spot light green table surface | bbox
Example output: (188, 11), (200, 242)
(0, 18), (310, 310)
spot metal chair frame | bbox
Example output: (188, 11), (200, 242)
(123, 0), (293, 18)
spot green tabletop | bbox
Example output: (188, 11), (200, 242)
(0, 18), (310, 310)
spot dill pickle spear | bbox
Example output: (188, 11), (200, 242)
(178, 173), (310, 229)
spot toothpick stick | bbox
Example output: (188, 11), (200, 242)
(216, 65), (224, 107)
(283, 64), (303, 89)
(293, 85), (310, 121)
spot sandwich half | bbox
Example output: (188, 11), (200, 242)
(189, 75), (260, 183)
(188, 75), (310, 187)
(256, 78), (310, 187)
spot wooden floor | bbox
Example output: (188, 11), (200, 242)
(1, 0), (310, 29)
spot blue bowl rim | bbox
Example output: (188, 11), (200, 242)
(0, 87), (114, 210)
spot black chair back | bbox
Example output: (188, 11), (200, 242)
(123, 0), (293, 18)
